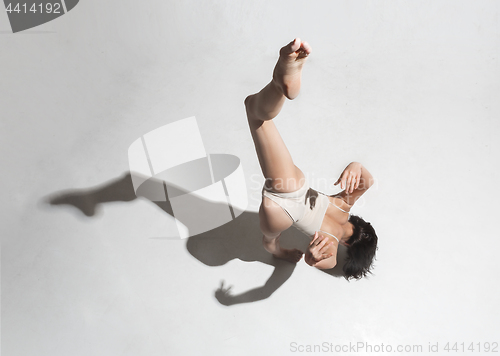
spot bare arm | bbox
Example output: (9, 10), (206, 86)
(308, 253), (337, 269)
(305, 232), (337, 269)
(334, 162), (374, 207)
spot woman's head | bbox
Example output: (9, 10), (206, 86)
(343, 215), (378, 281)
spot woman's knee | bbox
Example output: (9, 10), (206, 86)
(244, 95), (256, 117)
(245, 94), (272, 122)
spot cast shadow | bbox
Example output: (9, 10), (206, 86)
(44, 171), (346, 306)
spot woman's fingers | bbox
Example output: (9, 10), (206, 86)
(318, 237), (329, 248)
(310, 234), (327, 252)
(316, 236), (329, 249)
(316, 251), (335, 262)
(319, 241), (333, 253)
(346, 174), (354, 193)
(338, 171), (348, 190)
(310, 231), (319, 246)
(345, 172), (362, 193)
(337, 164), (366, 191)
(312, 236), (324, 248)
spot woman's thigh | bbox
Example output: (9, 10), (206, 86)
(247, 116), (305, 193)
(259, 197), (294, 236)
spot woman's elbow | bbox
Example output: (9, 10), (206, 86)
(361, 174), (374, 190)
(314, 259), (337, 270)
(366, 179), (374, 190)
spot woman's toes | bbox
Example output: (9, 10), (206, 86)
(301, 41), (312, 55)
(295, 249), (303, 262)
(290, 38), (301, 52)
(281, 38), (301, 56)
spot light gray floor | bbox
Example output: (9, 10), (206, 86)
(2, 1), (500, 355)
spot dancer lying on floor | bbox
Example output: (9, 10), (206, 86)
(245, 38), (378, 280)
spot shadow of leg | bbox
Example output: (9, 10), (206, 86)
(46, 172), (137, 216)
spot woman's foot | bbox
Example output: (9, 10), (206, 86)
(49, 191), (98, 216)
(272, 38), (312, 100)
(263, 234), (304, 263)
(273, 248), (304, 263)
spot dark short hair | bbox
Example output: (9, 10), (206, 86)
(343, 215), (378, 281)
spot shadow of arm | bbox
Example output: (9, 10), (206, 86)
(214, 261), (296, 306)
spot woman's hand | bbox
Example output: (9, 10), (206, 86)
(334, 162), (363, 194)
(305, 232), (334, 267)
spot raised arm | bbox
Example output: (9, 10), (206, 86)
(334, 162), (374, 207)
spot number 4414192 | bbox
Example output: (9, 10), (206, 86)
(5, 3), (62, 14)
(444, 342), (498, 353)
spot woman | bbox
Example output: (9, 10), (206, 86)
(245, 38), (378, 280)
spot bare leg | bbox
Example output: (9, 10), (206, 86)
(245, 38), (312, 263)
(262, 233), (303, 263)
(245, 37), (312, 192)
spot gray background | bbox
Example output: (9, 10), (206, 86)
(1, 0), (499, 355)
